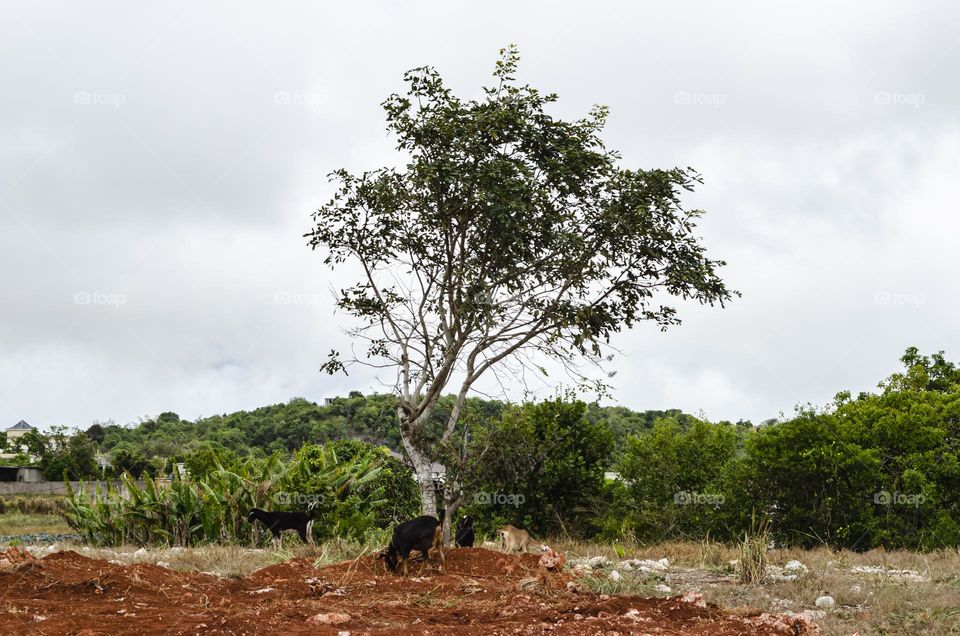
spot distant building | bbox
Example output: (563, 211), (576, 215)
(0, 466), (43, 482)
(5, 420), (36, 441)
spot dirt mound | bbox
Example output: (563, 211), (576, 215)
(0, 547), (818, 635)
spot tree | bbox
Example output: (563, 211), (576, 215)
(40, 430), (100, 480)
(617, 416), (742, 541)
(19, 429), (48, 457)
(306, 46), (736, 537)
(85, 423), (106, 445)
(465, 398), (614, 538)
(110, 443), (153, 478)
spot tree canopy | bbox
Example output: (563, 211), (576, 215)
(306, 46), (735, 524)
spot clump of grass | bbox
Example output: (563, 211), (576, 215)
(312, 534), (386, 568)
(698, 533), (729, 569)
(577, 571), (663, 596)
(737, 515), (769, 585)
(0, 495), (64, 516)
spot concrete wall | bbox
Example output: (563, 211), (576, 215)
(0, 480), (131, 496)
(18, 467), (43, 483)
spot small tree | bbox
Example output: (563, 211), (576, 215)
(307, 46), (736, 536)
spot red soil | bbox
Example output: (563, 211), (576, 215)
(0, 546), (817, 635)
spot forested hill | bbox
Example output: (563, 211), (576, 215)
(90, 392), (710, 462)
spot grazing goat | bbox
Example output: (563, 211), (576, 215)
(378, 515), (445, 576)
(455, 515), (475, 548)
(247, 508), (314, 549)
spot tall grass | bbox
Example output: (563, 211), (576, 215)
(737, 514), (769, 584)
(0, 495), (64, 515)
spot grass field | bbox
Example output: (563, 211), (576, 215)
(0, 512), (72, 536)
(1, 512), (958, 634)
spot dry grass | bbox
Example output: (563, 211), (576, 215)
(556, 538), (960, 636)
(27, 535), (386, 578)
(737, 518), (769, 584)
(0, 512), (72, 536)
(2, 528), (957, 634)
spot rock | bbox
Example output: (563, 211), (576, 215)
(133, 548), (149, 558)
(680, 591), (707, 608)
(539, 548), (565, 571)
(654, 584), (672, 593)
(308, 612), (351, 625)
(609, 570), (621, 582)
(619, 558), (669, 573)
(849, 584), (862, 594)
(785, 560), (807, 573)
(814, 595), (835, 609)
(156, 561), (172, 568)
(799, 609), (826, 620)
(849, 565), (927, 582)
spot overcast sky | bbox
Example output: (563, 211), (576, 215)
(2, 1), (958, 430)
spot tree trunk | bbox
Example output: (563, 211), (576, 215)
(398, 409), (439, 518)
(442, 490), (462, 547)
(415, 460), (438, 518)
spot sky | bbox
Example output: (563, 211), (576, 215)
(1, 1), (958, 430)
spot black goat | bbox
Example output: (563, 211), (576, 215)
(377, 515), (445, 576)
(247, 508), (314, 549)
(455, 515), (475, 547)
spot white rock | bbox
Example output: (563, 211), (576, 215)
(849, 565), (927, 582)
(609, 570), (621, 582)
(654, 584), (672, 593)
(849, 584), (862, 594)
(798, 609), (826, 620)
(133, 548), (149, 558)
(621, 558), (669, 573)
(814, 595), (835, 609)
(307, 612), (351, 625)
(156, 561), (171, 568)
(680, 591), (707, 608)
(784, 560), (807, 572)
